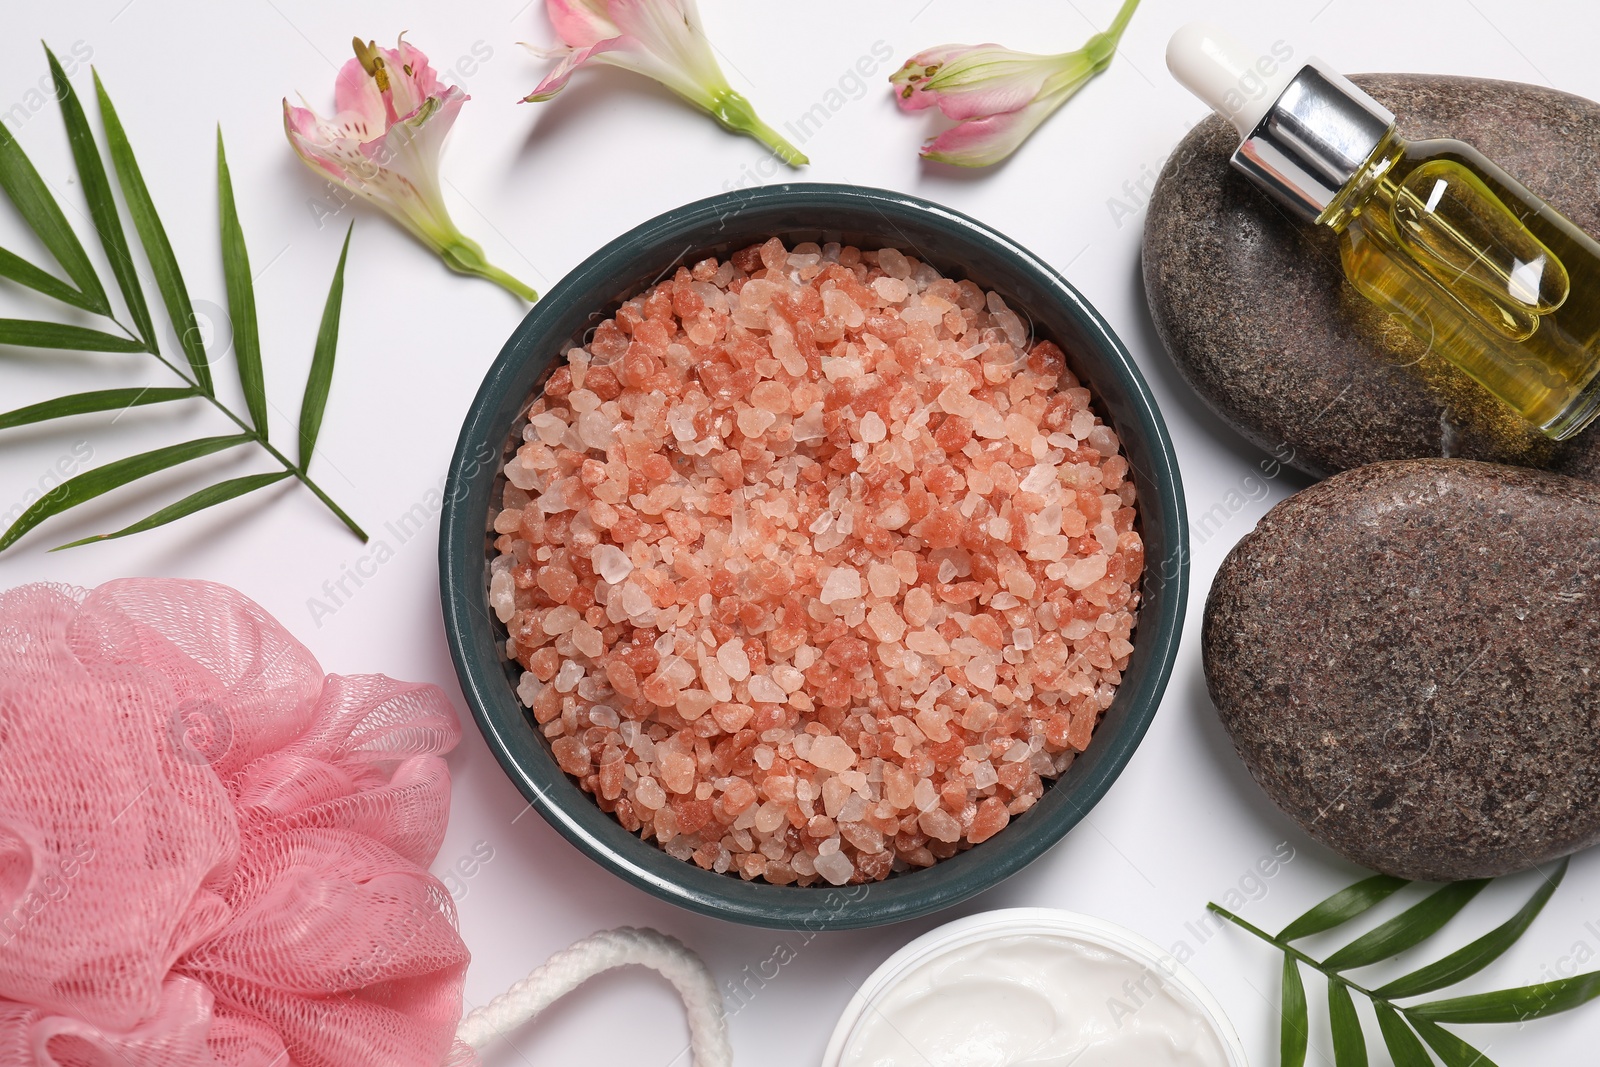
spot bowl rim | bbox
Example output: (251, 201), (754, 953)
(819, 907), (1249, 1066)
(440, 182), (1189, 929)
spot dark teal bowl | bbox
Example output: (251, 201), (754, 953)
(441, 184), (1188, 930)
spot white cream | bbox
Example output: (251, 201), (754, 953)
(839, 933), (1230, 1067)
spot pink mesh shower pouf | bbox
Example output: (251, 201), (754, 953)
(0, 579), (471, 1067)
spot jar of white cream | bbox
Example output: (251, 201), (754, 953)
(822, 908), (1247, 1067)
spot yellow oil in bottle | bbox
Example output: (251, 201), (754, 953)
(1326, 135), (1600, 438)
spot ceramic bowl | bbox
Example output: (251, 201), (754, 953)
(440, 184), (1188, 929)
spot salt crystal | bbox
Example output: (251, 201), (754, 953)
(906, 629), (949, 656)
(1064, 553), (1109, 590)
(771, 664), (806, 693)
(792, 404), (826, 442)
(877, 247), (911, 279)
(823, 289), (866, 328)
(964, 659), (997, 691)
(748, 674), (786, 703)
(878, 500), (910, 530)
(814, 850), (855, 886)
(867, 562), (901, 598)
(531, 412), (568, 445)
(660, 752), (697, 794)
(553, 660), (584, 693)
(903, 586), (934, 627)
(577, 410), (616, 451)
(808, 735), (857, 773)
(867, 603), (906, 643)
(872, 276), (909, 303)
(1012, 628), (1035, 651)
(752, 381), (789, 413)
(489, 570), (515, 623)
(717, 638), (751, 681)
(971, 404), (1006, 439)
(699, 655), (733, 701)
(571, 621), (604, 657)
(914, 708), (952, 743)
(515, 671), (542, 707)
(919, 807), (962, 843)
(819, 566), (862, 604)
(542, 605), (580, 635)
(737, 406), (777, 437)
(668, 406), (697, 442)
(1020, 463), (1057, 495)
(677, 689), (716, 720)
(859, 411), (887, 443)
(937, 384), (977, 417)
(972, 760), (999, 789)
(636, 776), (666, 809)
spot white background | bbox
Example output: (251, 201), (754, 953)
(3, 1), (1600, 1064)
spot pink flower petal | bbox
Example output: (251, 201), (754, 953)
(283, 99), (354, 184)
(332, 56), (386, 132)
(381, 38), (454, 120)
(546, 0), (621, 47)
(921, 96), (1059, 167)
(523, 36), (628, 101)
(890, 43), (991, 113)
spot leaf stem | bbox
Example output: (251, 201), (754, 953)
(1207, 903), (1389, 1004)
(130, 334), (368, 541)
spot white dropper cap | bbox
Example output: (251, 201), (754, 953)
(1166, 22), (1297, 138)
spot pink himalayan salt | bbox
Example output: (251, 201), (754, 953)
(494, 240), (1143, 887)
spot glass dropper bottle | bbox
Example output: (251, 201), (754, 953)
(1167, 24), (1600, 440)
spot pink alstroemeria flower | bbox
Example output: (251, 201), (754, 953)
(890, 0), (1140, 167)
(285, 37), (538, 300)
(524, 0), (807, 166)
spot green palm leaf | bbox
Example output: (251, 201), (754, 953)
(215, 131), (266, 436)
(0, 105), (108, 314)
(1279, 874), (1410, 942)
(1281, 955), (1308, 1067)
(1408, 971), (1600, 1024)
(0, 319), (145, 352)
(95, 70), (213, 393)
(1374, 1003), (1433, 1067)
(1409, 1017), (1498, 1066)
(0, 434), (248, 551)
(298, 223), (351, 470)
(54, 470), (291, 548)
(0, 386), (195, 430)
(1378, 860), (1568, 999)
(45, 44), (155, 350)
(1323, 880), (1489, 971)
(1328, 979), (1368, 1066)
(0, 246), (96, 309)
(0, 55), (363, 553)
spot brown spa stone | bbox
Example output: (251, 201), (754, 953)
(1203, 459), (1600, 881)
(1144, 74), (1600, 483)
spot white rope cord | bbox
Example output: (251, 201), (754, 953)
(455, 926), (732, 1067)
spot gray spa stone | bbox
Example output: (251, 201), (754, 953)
(1143, 74), (1600, 483)
(1203, 458), (1600, 881)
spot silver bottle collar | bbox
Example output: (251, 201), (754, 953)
(1230, 59), (1396, 222)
